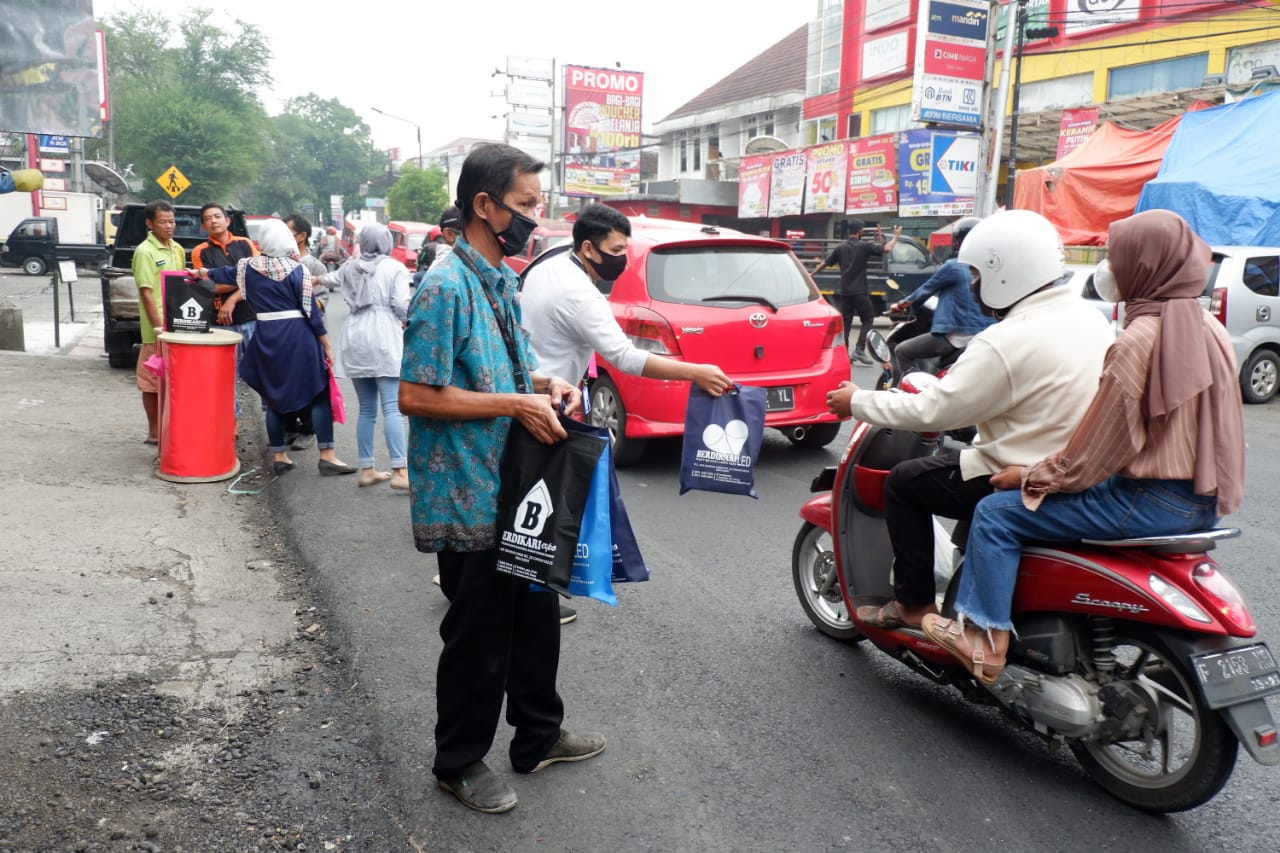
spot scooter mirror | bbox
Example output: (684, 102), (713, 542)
(866, 330), (892, 363)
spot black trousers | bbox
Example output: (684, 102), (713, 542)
(432, 549), (564, 778)
(892, 332), (958, 384)
(882, 451), (996, 607)
(841, 292), (876, 352)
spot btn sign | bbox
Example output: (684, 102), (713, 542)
(157, 165), (191, 199)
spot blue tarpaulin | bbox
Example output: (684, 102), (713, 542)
(1135, 90), (1280, 246)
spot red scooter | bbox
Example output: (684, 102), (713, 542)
(793, 332), (1280, 812)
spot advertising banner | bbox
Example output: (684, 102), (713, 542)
(768, 152), (807, 217)
(1056, 107), (1099, 159)
(846, 134), (898, 214)
(562, 65), (644, 197)
(929, 132), (979, 197)
(737, 155), (772, 218)
(803, 142), (849, 214)
(1, 1), (101, 137)
(1065, 0), (1140, 34)
(897, 129), (975, 217)
(912, 0), (988, 129)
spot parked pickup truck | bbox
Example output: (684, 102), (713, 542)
(0, 217), (108, 276)
(99, 203), (249, 368)
(782, 233), (940, 316)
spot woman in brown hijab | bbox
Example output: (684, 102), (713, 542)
(920, 209), (1245, 683)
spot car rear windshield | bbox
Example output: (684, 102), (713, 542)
(646, 247), (816, 308)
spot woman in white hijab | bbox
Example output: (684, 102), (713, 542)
(191, 219), (356, 476)
(320, 223), (412, 488)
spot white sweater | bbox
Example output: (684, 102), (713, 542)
(849, 285), (1114, 480)
(519, 251), (649, 383)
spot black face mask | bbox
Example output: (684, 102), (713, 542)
(588, 243), (628, 280)
(486, 196), (538, 257)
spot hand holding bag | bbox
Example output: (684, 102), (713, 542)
(562, 418), (649, 586)
(328, 369), (346, 424)
(679, 384), (767, 498)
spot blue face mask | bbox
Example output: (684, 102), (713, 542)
(487, 197), (538, 257)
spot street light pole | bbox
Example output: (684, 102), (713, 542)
(371, 107), (422, 169)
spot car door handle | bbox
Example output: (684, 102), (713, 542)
(1259, 306), (1271, 322)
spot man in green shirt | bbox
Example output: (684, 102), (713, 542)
(132, 200), (185, 444)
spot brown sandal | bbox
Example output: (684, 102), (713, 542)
(855, 600), (937, 629)
(922, 615), (1005, 685)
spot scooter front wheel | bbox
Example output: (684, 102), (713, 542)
(792, 522), (863, 643)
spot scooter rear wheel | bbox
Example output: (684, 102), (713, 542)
(1071, 630), (1238, 813)
(791, 522), (863, 643)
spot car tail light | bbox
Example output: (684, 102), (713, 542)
(619, 305), (682, 357)
(1192, 562), (1256, 635)
(821, 316), (843, 350)
(1210, 287), (1227, 325)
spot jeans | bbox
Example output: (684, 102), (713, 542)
(351, 376), (406, 469)
(265, 389), (334, 452)
(228, 320), (256, 421)
(957, 477), (1219, 630)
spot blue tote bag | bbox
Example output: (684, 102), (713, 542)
(565, 414), (650, 589)
(679, 384), (767, 498)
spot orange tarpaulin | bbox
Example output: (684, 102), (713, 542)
(1013, 115), (1186, 246)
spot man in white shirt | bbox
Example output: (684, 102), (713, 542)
(520, 203), (732, 397)
(825, 210), (1114, 630)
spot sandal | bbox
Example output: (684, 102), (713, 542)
(855, 600), (936, 629)
(922, 614), (1005, 685)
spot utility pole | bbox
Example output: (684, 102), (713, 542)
(982, 0), (1022, 215)
(1004, 0), (1028, 208)
(973, 0), (1002, 218)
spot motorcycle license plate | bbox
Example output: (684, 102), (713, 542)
(1192, 644), (1280, 709)
(766, 386), (794, 412)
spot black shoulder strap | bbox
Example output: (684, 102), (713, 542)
(453, 249), (531, 394)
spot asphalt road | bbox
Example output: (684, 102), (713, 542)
(265, 297), (1280, 850)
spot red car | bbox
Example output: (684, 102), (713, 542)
(504, 219), (573, 274)
(583, 218), (847, 465)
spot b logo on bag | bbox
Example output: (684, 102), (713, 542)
(697, 419), (751, 464)
(515, 478), (554, 537)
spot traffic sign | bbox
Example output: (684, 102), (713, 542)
(157, 165), (191, 199)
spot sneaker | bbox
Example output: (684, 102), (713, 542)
(528, 730), (606, 773)
(432, 574), (442, 587)
(559, 604), (577, 625)
(437, 761), (517, 813)
(850, 349), (874, 365)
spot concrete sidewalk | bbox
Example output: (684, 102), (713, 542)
(0, 346), (296, 702)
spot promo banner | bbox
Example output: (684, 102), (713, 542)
(803, 142), (849, 215)
(846, 134), (898, 214)
(562, 65), (644, 197)
(1056, 107), (1099, 159)
(897, 129), (975, 217)
(768, 152), (807, 217)
(737, 155), (772, 218)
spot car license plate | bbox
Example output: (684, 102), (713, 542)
(766, 386), (794, 412)
(1192, 643), (1280, 709)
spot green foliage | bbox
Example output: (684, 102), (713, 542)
(95, 6), (384, 221)
(386, 163), (450, 223)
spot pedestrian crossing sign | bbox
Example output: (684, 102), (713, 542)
(158, 165), (191, 199)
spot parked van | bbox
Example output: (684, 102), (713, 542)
(387, 220), (433, 270)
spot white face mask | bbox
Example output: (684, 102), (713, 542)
(1093, 258), (1121, 303)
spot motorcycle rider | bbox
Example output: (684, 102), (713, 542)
(825, 209), (1114, 630)
(922, 209), (1245, 683)
(887, 216), (993, 384)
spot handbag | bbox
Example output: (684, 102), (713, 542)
(495, 417), (607, 595)
(562, 417), (649, 585)
(328, 369), (346, 424)
(679, 384), (767, 498)
(568, 432), (616, 605)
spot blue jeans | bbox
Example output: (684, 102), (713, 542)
(266, 390), (334, 453)
(351, 376), (406, 469)
(957, 477), (1219, 630)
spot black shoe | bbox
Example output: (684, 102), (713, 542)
(318, 459), (357, 476)
(272, 461), (295, 476)
(437, 761), (517, 814)
(559, 604), (577, 625)
(528, 729), (605, 773)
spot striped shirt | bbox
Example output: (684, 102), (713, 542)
(1022, 313), (1232, 510)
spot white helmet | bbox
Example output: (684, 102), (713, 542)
(957, 210), (1065, 311)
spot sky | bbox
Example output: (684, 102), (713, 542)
(91, 0), (818, 159)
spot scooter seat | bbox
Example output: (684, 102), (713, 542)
(1078, 527), (1240, 554)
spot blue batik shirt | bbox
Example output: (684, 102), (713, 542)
(401, 236), (538, 553)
